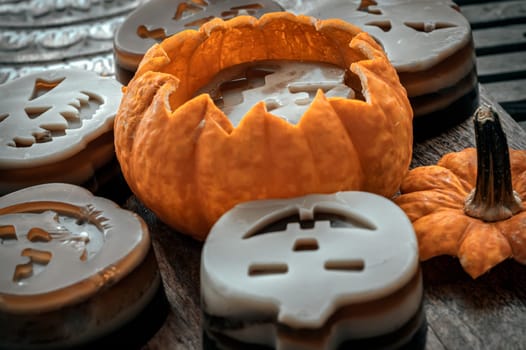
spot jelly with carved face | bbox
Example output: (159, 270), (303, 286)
(201, 191), (424, 349)
(0, 69), (122, 194)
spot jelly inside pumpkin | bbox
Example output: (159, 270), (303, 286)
(196, 60), (360, 126)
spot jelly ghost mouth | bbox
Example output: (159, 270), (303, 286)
(0, 202), (108, 283)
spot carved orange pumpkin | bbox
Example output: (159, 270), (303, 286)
(395, 106), (526, 278)
(114, 13), (413, 240)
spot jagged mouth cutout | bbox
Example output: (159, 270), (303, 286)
(1, 76), (104, 149)
(0, 202), (107, 283)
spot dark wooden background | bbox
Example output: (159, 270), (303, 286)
(457, 0), (526, 132)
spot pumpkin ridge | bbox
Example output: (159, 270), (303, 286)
(258, 106), (320, 199)
(513, 172), (526, 197)
(510, 149), (526, 195)
(414, 209), (468, 259)
(200, 94), (236, 135)
(135, 43), (170, 77)
(350, 61), (411, 194)
(331, 105), (366, 191)
(172, 95), (234, 239)
(297, 90), (361, 191)
(349, 34), (412, 123)
(396, 190), (465, 221)
(437, 148), (478, 189)
(115, 71), (177, 185)
(455, 219), (478, 252)
(297, 126), (321, 191)
(194, 96), (246, 231)
(349, 36), (412, 195)
(399, 166), (469, 196)
(499, 212), (526, 263)
(458, 221), (512, 278)
(157, 94), (218, 237)
(262, 109), (275, 197)
(203, 15), (258, 36)
(316, 22), (369, 74)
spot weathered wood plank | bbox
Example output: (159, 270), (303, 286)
(476, 51), (526, 81)
(499, 100), (526, 128)
(472, 24), (526, 55)
(483, 79), (526, 103)
(422, 257), (526, 350)
(411, 85), (526, 168)
(461, 0), (526, 28)
(424, 326), (447, 350)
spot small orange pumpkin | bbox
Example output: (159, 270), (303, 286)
(395, 106), (526, 279)
(114, 12), (413, 240)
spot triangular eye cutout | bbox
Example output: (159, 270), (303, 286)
(230, 3), (263, 11)
(184, 16), (215, 28)
(365, 21), (392, 32)
(29, 77), (65, 101)
(222, 3), (264, 19)
(404, 21), (457, 33)
(358, 0), (377, 9)
(24, 106), (51, 119)
(0, 113), (8, 123)
(173, 1), (206, 20)
(136, 25), (167, 40)
(358, 0), (381, 15)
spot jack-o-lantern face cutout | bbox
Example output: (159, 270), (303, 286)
(304, 0), (470, 72)
(201, 191), (420, 337)
(114, 0), (282, 73)
(0, 183), (150, 313)
(1, 208), (106, 283)
(0, 69), (121, 169)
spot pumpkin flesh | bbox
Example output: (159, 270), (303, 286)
(114, 13), (413, 240)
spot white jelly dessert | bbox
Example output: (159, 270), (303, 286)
(0, 69), (127, 199)
(0, 183), (165, 349)
(201, 191), (426, 350)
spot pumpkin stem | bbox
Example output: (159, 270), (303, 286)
(464, 105), (524, 221)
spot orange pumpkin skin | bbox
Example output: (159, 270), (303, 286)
(395, 148), (526, 279)
(114, 13), (413, 240)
